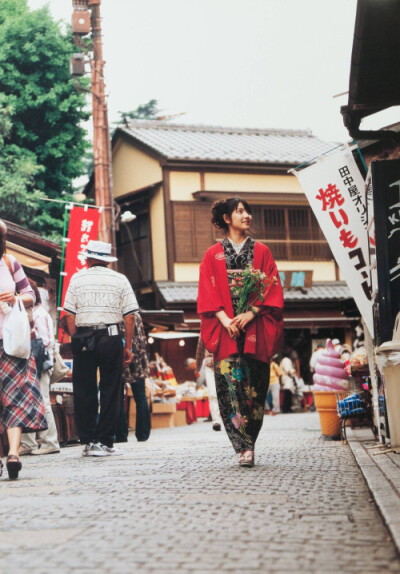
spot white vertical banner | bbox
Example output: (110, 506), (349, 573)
(293, 147), (373, 335)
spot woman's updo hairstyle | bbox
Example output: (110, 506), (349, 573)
(211, 196), (252, 232)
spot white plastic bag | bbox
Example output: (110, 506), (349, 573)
(2, 299), (31, 359)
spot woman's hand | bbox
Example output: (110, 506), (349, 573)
(232, 310), (255, 331)
(215, 310), (240, 339)
(0, 291), (16, 306)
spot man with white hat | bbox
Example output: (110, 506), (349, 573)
(63, 240), (138, 457)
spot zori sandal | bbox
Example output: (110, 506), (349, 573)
(239, 450), (254, 468)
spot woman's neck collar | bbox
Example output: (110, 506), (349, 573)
(226, 230), (247, 244)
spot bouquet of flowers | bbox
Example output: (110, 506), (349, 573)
(231, 265), (277, 314)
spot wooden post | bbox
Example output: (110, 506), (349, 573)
(89, 0), (116, 250)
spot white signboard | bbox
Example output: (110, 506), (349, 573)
(294, 147), (373, 335)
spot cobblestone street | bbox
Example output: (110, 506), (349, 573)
(1, 412), (400, 574)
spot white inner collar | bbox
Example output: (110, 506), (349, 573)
(227, 236), (248, 254)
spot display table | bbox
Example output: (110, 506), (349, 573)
(195, 399), (210, 419)
(177, 397), (197, 425)
(49, 389), (79, 444)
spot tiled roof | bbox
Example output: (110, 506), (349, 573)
(156, 281), (352, 306)
(283, 282), (352, 301)
(120, 121), (333, 165)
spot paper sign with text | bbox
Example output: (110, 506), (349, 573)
(294, 148), (373, 335)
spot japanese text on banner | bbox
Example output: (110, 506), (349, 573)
(294, 148), (373, 335)
(60, 206), (100, 308)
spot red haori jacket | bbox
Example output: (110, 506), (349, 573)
(197, 241), (284, 363)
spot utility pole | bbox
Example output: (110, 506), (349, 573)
(71, 0), (116, 250)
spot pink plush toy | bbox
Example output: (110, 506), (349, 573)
(313, 339), (350, 391)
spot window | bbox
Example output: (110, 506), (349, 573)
(173, 202), (214, 262)
(256, 206), (331, 260)
(172, 202), (331, 263)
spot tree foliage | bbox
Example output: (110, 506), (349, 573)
(0, 0), (89, 240)
(117, 99), (161, 124)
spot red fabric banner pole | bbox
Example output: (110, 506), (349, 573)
(57, 206), (100, 341)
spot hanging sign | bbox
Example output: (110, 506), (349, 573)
(60, 206), (100, 307)
(371, 159), (400, 344)
(293, 147), (373, 335)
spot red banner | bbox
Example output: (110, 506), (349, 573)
(58, 206), (100, 341)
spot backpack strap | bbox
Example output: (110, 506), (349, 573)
(3, 254), (13, 277)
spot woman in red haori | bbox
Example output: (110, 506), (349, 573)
(197, 198), (284, 467)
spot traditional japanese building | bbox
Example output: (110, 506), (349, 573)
(101, 121), (360, 381)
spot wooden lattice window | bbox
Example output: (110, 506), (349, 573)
(172, 202), (332, 263)
(173, 202), (214, 262)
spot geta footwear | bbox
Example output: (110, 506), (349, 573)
(31, 447), (60, 455)
(19, 444), (33, 456)
(101, 444), (124, 456)
(212, 423), (221, 431)
(239, 450), (254, 468)
(6, 455), (22, 480)
(82, 442), (107, 457)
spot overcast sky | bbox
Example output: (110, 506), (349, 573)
(27, 0), (399, 145)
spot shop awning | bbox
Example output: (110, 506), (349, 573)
(6, 241), (51, 274)
(148, 332), (199, 340)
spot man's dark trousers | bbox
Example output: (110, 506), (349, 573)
(72, 331), (123, 448)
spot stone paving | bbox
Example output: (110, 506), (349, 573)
(1, 412), (400, 574)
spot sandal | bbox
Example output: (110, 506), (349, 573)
(239, 450), (254, 468)
(6, 455), (22, 480)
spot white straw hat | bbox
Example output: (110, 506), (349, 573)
(80, 240), (118, 263)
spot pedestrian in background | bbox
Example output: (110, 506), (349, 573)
(266, 356), (281, 415)
(280, 352), (297, 413)
(197, 197), (284, 467)
(20, 279), (60, 456)
(195, 338), (222, 431)
(64, 240), (138, 458)
(0, 220), (47, 479)
(118, 311), (151, 442)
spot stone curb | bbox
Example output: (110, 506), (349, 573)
(347, 427), (400, 555)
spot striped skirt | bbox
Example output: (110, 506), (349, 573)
(0, 341), (47, 434)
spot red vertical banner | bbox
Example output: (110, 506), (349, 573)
(58, 206), (100, 341)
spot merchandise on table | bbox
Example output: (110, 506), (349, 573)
(148, 355), (178, 403)
(337, 392), (367, 417)
(149, 353), (178, 386)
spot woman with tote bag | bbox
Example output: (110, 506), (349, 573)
(0, 221), (47, 479)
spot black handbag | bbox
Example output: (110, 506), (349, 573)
(71, 330), (96, 354)
(31, 337), (46, 377)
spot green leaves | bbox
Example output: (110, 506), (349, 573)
(230, 265), (277, 314)
(0, 0), (89, 240)
(117, 99), (161, 123)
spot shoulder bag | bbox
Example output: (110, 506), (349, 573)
(31, 337), (46, 377)
(3, 299), (31, 359)
(49, 343), (70, 384)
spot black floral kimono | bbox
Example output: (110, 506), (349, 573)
(213, 237), (270, 454)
